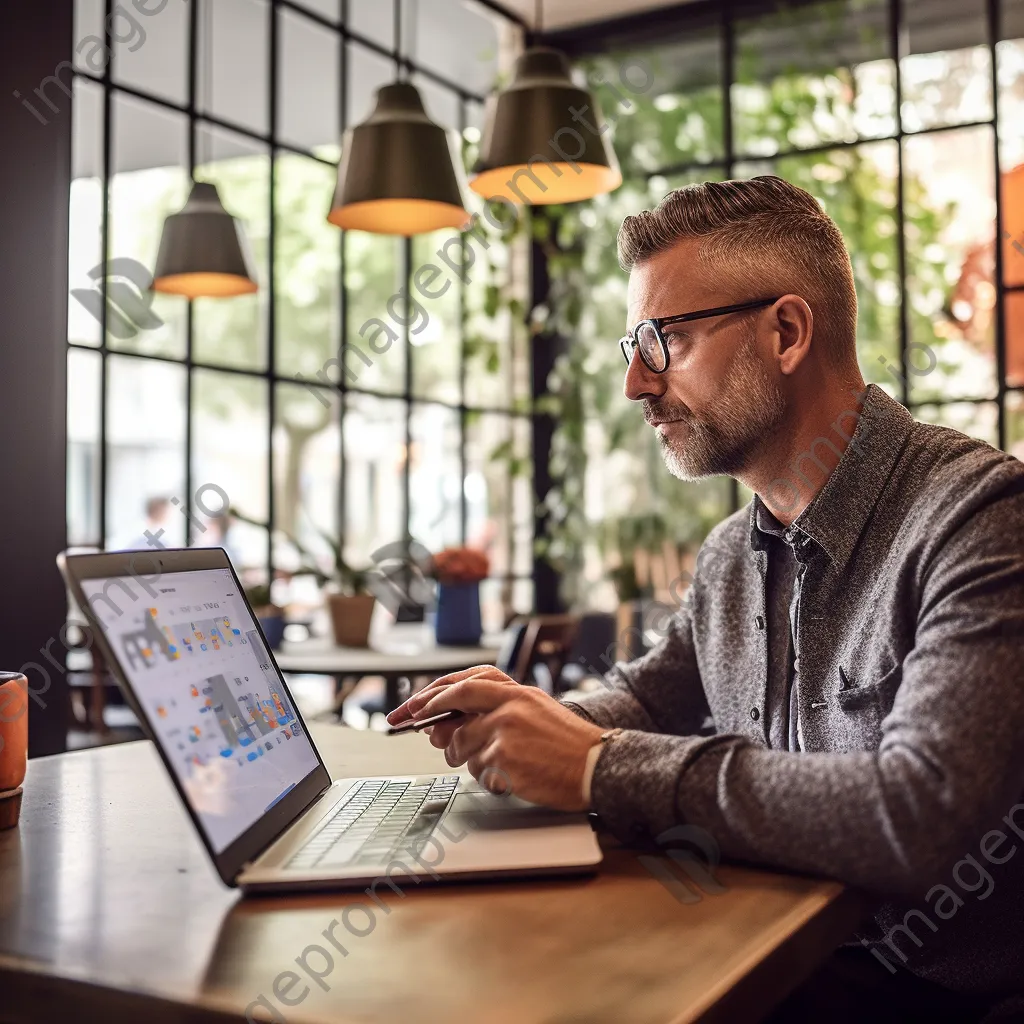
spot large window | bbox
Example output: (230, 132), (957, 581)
(545, 0), (1024, 606)
(67, 0), (533, 631)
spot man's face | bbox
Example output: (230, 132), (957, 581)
(624, 240), (787, 481)
(150, 500), (171, 525)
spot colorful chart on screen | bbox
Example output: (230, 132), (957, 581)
(81, 568), (319, 852)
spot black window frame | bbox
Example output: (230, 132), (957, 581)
(543, 0), (1024, 519)
(67, 0), (537, 610)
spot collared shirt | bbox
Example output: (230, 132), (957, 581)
(563, 383), (1024, 997)
(753, 497), (804, 752)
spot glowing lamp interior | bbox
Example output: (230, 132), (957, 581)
(327, 198), (470, 235)
(470, 163), (622, 206)
(152, 273), (259, 298)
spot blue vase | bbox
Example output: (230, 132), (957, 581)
(258, 613), (286, 651)
(434, 581), (482, 647)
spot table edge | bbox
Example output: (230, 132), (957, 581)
(683, 882), (865, 1024)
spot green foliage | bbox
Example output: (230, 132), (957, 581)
(462, 189), (533, 556)
(600, 513), (677, 603)
(244, 583), (275, 610)
(607, 563), (642, 604)
(187, 142), (521, 564)
(535, 23), (956, 608)
(231, 505), (370, 595)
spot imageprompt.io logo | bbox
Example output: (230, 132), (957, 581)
(639, 824), (728, 904)
(71, 257), (164, 340)
(366, 539), (436, 617)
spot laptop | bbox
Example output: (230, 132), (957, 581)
(59, 546), (603, 892)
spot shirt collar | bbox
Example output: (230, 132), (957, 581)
(754, 500), (787, 538)
(748, 384), (914, 571)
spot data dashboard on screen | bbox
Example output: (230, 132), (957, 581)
(81, 568), (319, 852)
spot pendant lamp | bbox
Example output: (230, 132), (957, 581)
(327, 81), (470, 235)
(469, 28), (621, 206)
(154, 2), (258, 300)
(327, 0), (470, 235)
(152, 181), (259, 299)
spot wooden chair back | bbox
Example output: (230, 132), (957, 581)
(497, 614), (581, 693)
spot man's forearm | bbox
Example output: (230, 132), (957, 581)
(558, 669), (662, 731)
(588, 729), (1024, 899)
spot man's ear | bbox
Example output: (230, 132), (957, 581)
(773, 295), (814, 375)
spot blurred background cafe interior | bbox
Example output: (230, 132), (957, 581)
(5, 0), (1024, 757)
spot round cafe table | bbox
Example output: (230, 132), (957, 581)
(272, 623), (504, 715)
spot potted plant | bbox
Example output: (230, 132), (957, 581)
(292, 532), (375, 649)
(429, 547), (489, 646)
(601, 514), (671, 663)
(230, 507), (376, 649)
(322, 562), (375, 650)
(245, 583), (286, 651)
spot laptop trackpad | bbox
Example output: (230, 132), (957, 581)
(449, 791), (582, 830)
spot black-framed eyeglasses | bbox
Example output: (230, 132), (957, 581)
(619, 296), (782, 373)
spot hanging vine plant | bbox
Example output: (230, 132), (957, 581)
(529, 204), (603, 609)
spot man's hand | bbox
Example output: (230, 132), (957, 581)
(385, 666), (605, 811)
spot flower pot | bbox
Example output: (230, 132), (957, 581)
(255, 610), (286, 651)
(328, 593), (376, 648)
(435, 581), (482, 647)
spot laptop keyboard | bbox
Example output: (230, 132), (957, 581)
(286, 775), (461, 871)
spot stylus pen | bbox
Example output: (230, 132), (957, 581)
(386, 709), (464, 735)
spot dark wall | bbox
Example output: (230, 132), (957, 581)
(0, 0), (72, 755)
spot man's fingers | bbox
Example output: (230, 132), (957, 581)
(387, 666), (513, 725)
(425, 716), (471, 750)
(438, 712), (493, 766)
(467, 740), (508, 791)
(415, 677), (519, 718)
(385, 665), (511, 725)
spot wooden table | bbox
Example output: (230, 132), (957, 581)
(0, 727), (863, 1024)
(274, 625), (504, 713)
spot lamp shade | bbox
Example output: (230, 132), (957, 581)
(470, 47), (622, 206)
(153, 182), (258, 298)
(327, 82), (470, 235)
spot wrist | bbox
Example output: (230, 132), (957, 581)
(581, 728), (626, 808)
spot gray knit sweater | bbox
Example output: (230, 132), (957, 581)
(564, 383), (1024, 997)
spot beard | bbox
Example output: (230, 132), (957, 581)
(645, 331), (787, 481)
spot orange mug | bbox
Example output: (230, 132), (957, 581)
(0, 672), (28, 829)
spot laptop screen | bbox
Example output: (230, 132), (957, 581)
(81, 567), (320, 853)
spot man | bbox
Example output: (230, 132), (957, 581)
(116, 495), (172, 551)
(387, 177), (1024, 1020)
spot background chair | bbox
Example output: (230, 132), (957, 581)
(496, 614), (581, 694)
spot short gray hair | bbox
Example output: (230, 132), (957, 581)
(617, 176), (859, 375)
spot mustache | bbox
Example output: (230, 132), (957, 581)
(643, 400), (692, 425)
